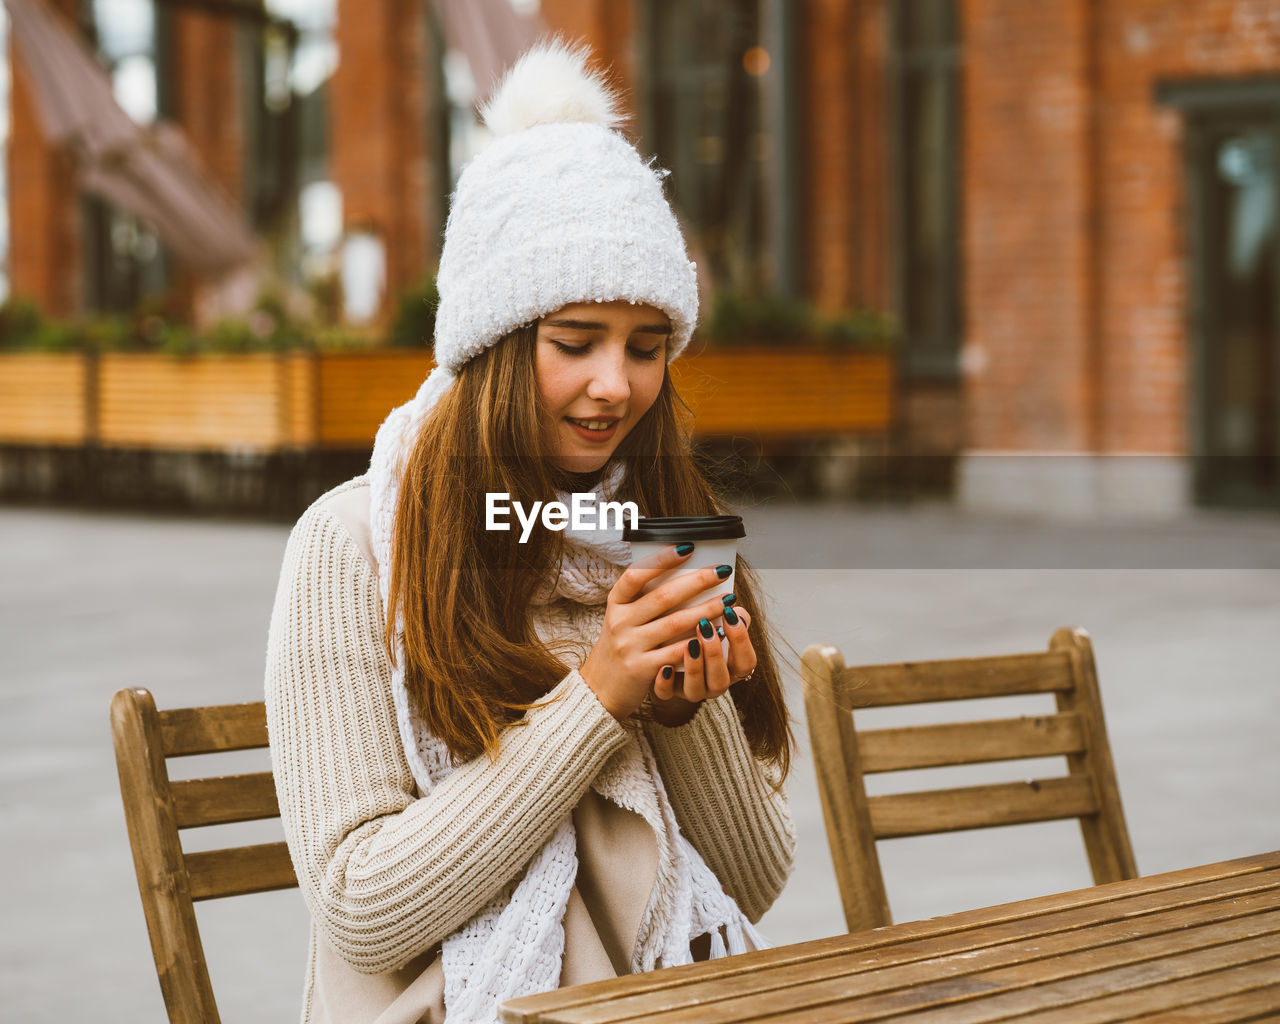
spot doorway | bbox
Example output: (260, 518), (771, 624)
(1181, 99), (1280, 508)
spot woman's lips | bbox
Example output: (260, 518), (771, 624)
(565, 417), (620, 442)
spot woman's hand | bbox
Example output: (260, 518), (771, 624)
(579, 544), (739, 721)
(645, 600), (755, 726)
(655, 601), (755, 701)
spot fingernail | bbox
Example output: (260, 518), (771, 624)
(699, 618), (714, 639)
(723, 605), (739, 626)
(716, 627), (725, 639)
(675, 542), (694, 556)
(662, 665), (673, 680)
(715, 564), (732, 579)
(688, 638), (701, 659)
(722, 593), (737, 606)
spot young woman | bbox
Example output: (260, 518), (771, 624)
(265, 42), (794, 1024)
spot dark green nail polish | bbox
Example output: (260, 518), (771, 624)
(721, 593), (737, 606)
(716, 627), (725, 639)
(715, 564), (732, 579)
(662, 665), (673, 680)
(723, 605), (739, 626)
(675, 542), (694, 556)
(699, 618), (714, 639)
(688, 638), (701, 659)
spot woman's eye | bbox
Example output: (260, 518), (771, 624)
(630, 346), (663, 361)
(551, 340), (589, 356)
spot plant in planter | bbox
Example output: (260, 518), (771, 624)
(387, 275), (439, 350)
(699, 290), (897, 350)
(0, 300), (94, 444)
(673, 290), (898, 444)
(0, 298), (44, 350)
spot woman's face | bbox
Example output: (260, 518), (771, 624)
(534, 300), (670, 473)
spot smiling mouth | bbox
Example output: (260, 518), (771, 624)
(566, 417), (619, 432)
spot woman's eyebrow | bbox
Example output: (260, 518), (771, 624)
(543, 318), (672, 335)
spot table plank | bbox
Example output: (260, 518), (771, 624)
(1125, 981), (1280, 1023)
(591, 913), (1280, 1024)
(818, 936), (1280, 1024)
(525, 871), (1280, 1024)
(500, 852), (1280, 1024)
(998, 962), (1280, 1023)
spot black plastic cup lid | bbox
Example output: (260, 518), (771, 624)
(623, 515), (745, 542)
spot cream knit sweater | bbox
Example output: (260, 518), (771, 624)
(265, 479), (795, 1014)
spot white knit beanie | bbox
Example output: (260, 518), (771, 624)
(432, 40), (700, 371)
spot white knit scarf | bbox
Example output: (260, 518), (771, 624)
(368, 366), (764, 1024)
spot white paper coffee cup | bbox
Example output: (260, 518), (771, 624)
(623, 515), (745, 641)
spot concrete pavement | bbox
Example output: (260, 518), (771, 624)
(3, 497), (1279, 1022)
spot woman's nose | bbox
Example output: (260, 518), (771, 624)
(586, 353), (630, 403)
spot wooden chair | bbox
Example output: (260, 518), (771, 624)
(110, 687), (297, 1024)
(802, 627), (1137, 933)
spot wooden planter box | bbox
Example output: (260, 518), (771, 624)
(316, 351), (434, 447)
(0, 353), (90, 444)
(673, 348), (893, 438)
(0, 346), (893, 451)
(96, 353), (314, 450)
(311, 346), (894, 447)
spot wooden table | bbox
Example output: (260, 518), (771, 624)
(501, 851), (1280, 1023)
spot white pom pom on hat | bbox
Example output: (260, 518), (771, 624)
(480, 40), (623, 136)
(431, 38), (699, 374)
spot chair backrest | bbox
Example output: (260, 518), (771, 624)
(802, 627), (1136, 933)
(110, 687), (297, 1024)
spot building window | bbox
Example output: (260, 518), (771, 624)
(249, 0), (339, 287)
(893, 0), (961, 378)
(639, 0), (769, 294)
(85, 0), (168, 313)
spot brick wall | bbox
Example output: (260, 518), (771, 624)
(797, 0), (891, 315)
(962, 0), (1097, 453)
(331, 0), (436, 318)
(1094, 0), (1280, 454)
(964, 0), (1280, 458)
(801, 0), (856, 313)
(170, 10), (243, 203)
(6, 0), (82, 316)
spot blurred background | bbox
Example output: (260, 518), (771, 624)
(2, 2), (1279, 1022)
(0, 0), (1276, 515)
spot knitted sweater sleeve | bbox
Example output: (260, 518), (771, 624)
(264, 502), (629, 974)
(644, 699), (796, 923)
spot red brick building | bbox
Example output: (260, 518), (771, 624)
(7, 0), (1280, 510)
(960, 0), (1280, 513)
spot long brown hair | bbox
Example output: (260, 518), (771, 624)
(386, 323), (792, 779)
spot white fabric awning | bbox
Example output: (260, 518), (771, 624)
(4, 0), (258, 276)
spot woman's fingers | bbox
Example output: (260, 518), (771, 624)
(610, 542), (698, 605)
(684, 616), (731, 700)
(653, 663), (677, 701)
(635, 588), (738, 650)
(646, 602), (750, 712)
(629, 562), (734, 625)
(698, 614), (732, 696)
(722, 604), (757, 683)
(682, 634), (707, 701)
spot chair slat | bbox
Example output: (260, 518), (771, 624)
(171, 772), (280, 829)
(840, 650), (1075, 706)
(868, 776), (1099, 839)
(159, 702), (268, 756)
(858, 713), (1086, 773)
(185, 842), (297, 901)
